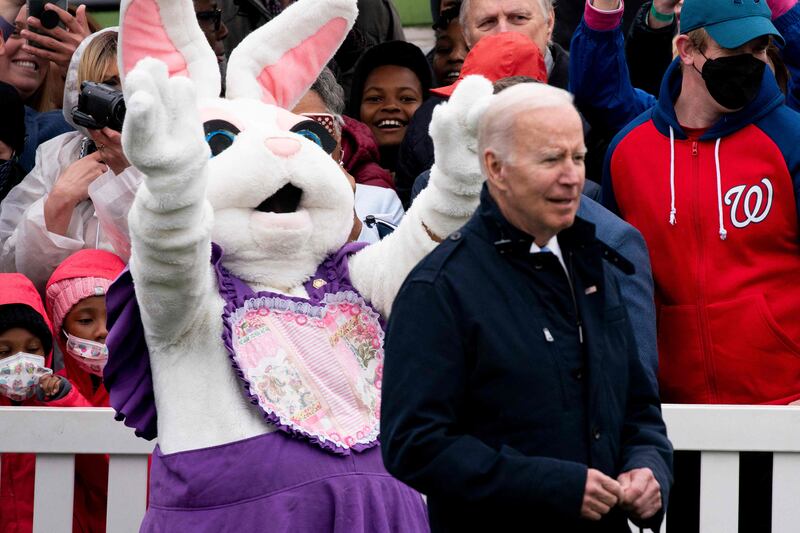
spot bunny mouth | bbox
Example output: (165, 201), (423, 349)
(255, 184), (303, 214)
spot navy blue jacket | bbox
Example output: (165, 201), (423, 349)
(381, 187), (672, 532)
(412, 176), (659, 389)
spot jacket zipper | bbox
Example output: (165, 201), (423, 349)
(566, 251), (584, 344)
(691, 140), (717, 401)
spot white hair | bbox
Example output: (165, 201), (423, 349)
(459, 0), (555, 30)
(477, 82), (574, 175)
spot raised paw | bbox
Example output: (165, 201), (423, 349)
(122, 58), (209, 178)
(429, 75), (494, 189)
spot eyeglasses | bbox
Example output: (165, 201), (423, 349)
(196, 8), (222, 32)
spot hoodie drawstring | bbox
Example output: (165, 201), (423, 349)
(667, 127), (727, 241)
(94, 212), (102, 249)
(714, 139), (727, 240)
(669, 126), (677, 226)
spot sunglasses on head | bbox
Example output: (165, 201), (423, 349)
(300, 113), (338, 138)
(196, 8), (222, 32)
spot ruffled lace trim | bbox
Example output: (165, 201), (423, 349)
(217, 244), (383, 455)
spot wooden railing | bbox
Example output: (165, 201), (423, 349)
(2, 405), (800, 532)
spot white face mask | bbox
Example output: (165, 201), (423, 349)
(0, 353), (53, 401)
(63, 331), (109, 376)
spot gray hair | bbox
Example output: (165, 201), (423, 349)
(308, 67), (346, 137)
(478, 82), (574, 175)
(310, 67), (346, 116)
(459, 0), (554, 31)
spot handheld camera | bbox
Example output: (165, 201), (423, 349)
(72, 81), (126, 132)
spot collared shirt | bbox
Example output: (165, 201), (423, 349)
(529, 235), (568, 275)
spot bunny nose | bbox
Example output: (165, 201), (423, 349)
(265, 138), (301, 158)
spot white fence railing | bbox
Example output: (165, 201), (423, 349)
(0, 407), (153, 533)
(1, 405), (800, 532)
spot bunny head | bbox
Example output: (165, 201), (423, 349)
(119, 0), (359, 288)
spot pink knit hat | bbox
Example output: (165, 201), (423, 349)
(45, 250), (125, 335)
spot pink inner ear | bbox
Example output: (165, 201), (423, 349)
(122, 0), (190, 79)
(256, 17), (348, 108)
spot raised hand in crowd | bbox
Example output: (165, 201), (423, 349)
(89, 127), (130, 176)
(43, 151), (107, 235)
(592, 0), (681, 29)
(580, 468), (624, 521)
(649, 0), (682, 29)
(20, 3), (90, 76)
(617, 467), (663, 521)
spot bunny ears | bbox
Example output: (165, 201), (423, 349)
(118, 0), (358, 107)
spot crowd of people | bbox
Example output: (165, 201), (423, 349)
(0, 0), (798, 530)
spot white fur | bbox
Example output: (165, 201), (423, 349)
(122, 0), (493, 453)
(118, 0), (220, 97)
(227, 0), (357, 108)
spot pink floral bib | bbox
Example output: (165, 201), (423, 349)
(227, 291), (383, 453)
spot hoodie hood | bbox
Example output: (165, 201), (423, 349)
(652, 57), (785, 141)
(45, 249), (124, 396)
(0, 273), (54, 367)
(62, 27), (119, 136)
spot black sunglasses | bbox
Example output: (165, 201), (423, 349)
(196, 9), (222, 32)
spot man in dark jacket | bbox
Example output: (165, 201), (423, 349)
(381, 82), (672, 532)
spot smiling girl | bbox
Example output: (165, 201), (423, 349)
(347, 40), (432, 176)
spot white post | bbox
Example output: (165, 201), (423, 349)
(699, 451), (739, 533)
(771, 452), (800, 533)
(32, 454), (75, 533)
(107, 454), (150, 532)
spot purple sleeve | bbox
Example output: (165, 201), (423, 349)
(104, 268), (159, 440)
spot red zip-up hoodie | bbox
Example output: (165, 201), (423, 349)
(0, 273), (92, 533)
(604, 60), (800, 405)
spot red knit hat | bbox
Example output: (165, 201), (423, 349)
(430, 32), (548, 98)
(45, 249), (125, 335)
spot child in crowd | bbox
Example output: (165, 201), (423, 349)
(346, 40), (431, 175)
(44, 248), (126, 533)
(0, 272), (89, 533)
(431, 5), (466, 89)
(46, 249), (124, 405)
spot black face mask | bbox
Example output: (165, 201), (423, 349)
(694, 52), (766, 110)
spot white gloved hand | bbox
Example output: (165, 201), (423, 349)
(428, 75), (494, 197)
(415, 75), (493, 239)
(122, 58), (209, 187)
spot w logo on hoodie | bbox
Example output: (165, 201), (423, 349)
(724, 178), (773, 229)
